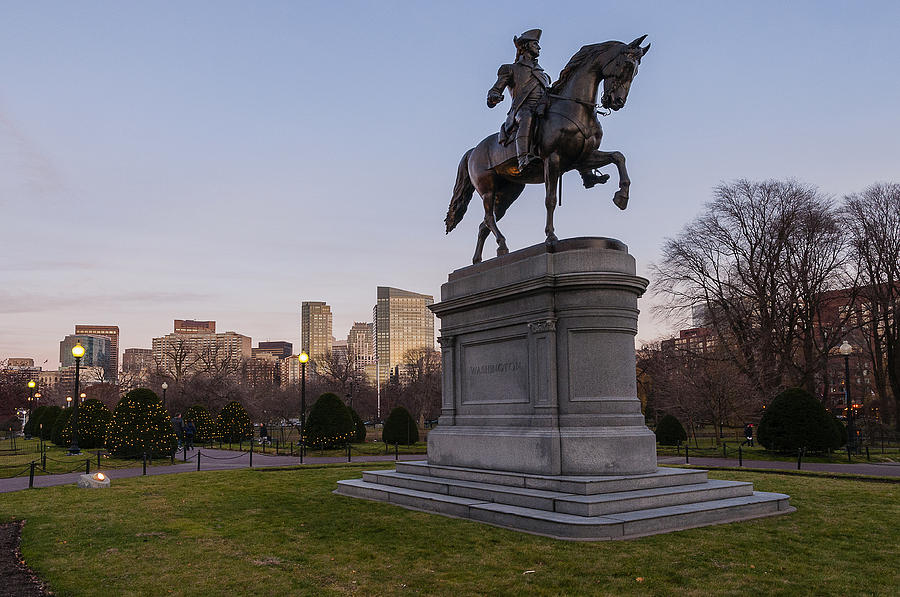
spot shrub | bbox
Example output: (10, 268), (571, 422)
(36, 406), (62, 440)
(382, 406), (419, 445)
(106, 388), (178, 458)
(303, 393), (355, 449)
(758, 387), (842, 453)
(216, 401), (252, 443)
(51, 408), (73, 446)
(831, 414), (847, 448)
(59, 399), (111, 449)
(349, 407), (367, 443)
(655, 414), (687, 446)
(24, 405), (47, 437)
(186, 404), (219, 443)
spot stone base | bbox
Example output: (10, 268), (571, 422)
(427, 425), (657, 476)
(336, 461), (794, 541)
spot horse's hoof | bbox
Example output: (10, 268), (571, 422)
(613, 192), (629, 210)
(545, 234), (558, 245)
(497, 246), (509, 257)
(472, 256), (482, 265)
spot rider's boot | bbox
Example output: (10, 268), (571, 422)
(580, 170), (610, 189)
(515, 135), (539, 173)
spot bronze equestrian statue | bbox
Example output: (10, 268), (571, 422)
(446, 31), (650, 264)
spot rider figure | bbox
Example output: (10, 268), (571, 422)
(487, 28), (550, 173)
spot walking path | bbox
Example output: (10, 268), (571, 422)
(2, 450), (897, 494)
(0, 448), (424, 494)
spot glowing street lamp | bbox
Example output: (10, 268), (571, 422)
(298, 352), (309, 458)
(69, 342), (85, 455)
(26, 380), (36, 438)
(839, 340), (855, 454)
(161, 382), (168, 408)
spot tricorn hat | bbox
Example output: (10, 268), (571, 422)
(513, 28), (542, 47)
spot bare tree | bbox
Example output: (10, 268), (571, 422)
(653, 179), (853, 399)
(845, 182), (900, 428)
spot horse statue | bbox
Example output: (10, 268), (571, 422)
(445, 36), (650, 264)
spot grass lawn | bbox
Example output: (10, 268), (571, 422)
(655, 441), (899, 464)
(0, 466), (897, 596)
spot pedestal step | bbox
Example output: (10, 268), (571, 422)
(335, 464), (793, 541)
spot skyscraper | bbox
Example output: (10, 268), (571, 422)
(152, 320), (250, 377)
(301, 301), (333, 363)
(75, 325), (119, 381)
(60, 334), (114, 381)
(372, 287), (435, 385)
(348, 322), (376, 382)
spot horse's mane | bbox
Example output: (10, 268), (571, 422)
(550, 41), (622, 95)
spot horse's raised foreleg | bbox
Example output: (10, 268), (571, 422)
(575, 150), (631, 210)
(543, 153), (561, 244)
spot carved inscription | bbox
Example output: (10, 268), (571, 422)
(461, 336), (529, 404)
(470, 361), (522, 376)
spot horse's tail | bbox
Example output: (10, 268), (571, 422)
(445, 148), (475, 234)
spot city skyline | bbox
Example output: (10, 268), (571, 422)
(3, 3), (899, 367)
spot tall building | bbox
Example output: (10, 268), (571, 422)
(254, 341), (293, 359)
(152, 320), (251, 377)
(301, 301), (333, 362)
(348, 322), (376, 382)
(122, 348), (154, 374)
(174, 319), (216, 335)
(59, 334), (114, 381)
(372, 287), (435, 385)
(75, 325), (119, 380)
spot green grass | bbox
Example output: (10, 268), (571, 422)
(0, 466), (897, 596)
(655, 441), (899, 464)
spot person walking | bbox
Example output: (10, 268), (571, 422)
(171, 413), (184, 449)
(184, 419), (196, 450)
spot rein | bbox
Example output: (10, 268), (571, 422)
(548, 93), (610, 116)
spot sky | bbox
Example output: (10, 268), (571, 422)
(2, 1), (899, 368)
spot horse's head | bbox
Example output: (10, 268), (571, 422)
(600, 35), (650, 111)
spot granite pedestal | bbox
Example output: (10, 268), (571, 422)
(337, 238), (793, 539)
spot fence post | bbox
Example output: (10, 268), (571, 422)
(866, 446), (870, 461)
(142, 452), (147, 475)
(797, 448), (803, 470)
(723, 442), (727, 459)
(29, 461), (35, 489)
(290, 442), (293, 457)
(347, 443), (351, 463)
(300, 440), (304, 465)
(85, 459), (90, 474)
(847, 443), (852, 463)
(197, 451), (201, 471)
(739, 444), (743, 467)
(249, 442), (253, 468)
(395, 443), (399, 461)
(685, 443), (690, 465)
(41, 445), (46, 471)
(171, 452), (175, 465)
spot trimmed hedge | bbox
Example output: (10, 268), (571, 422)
(655, 414), (687, 446)
(51, 409), (73, 446)
(758, 387), (843, 453)
(185, 404), (219, 443)
(382, 406), (418, 445)
(24, 405), (47, 437)
(60, 399), (111, 449)
(217, 401), (252, 443)
(36, 406), (62, 440)
(303, 393), (355, 449)
(106, 388), (178, 458)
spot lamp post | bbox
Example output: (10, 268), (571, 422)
(161, 382), (168, 408)
(69, 342), (85, 455)
(66, 396), (72, 408)
(839, 340), (855, 454)
(298, 352), (309, 454)
(26, 380), (36, 438)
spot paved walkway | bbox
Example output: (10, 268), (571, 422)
(657, 455), (900, 477)
(0, 448), (425, 494)
(2, 450), (897, 494)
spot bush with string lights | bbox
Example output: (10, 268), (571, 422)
(186, 404), (220, 444)
(106, 388), (178, 458)
(59, 399), (112, 449)
(51, 408), (72, 446)
(303, 393), (355, 449)
(216, 401), (252, 443)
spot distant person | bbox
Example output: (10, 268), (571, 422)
(744, 423), (754, 447)
(260, 423), (268, 445)
(184, 419), (196, 450)
(172, 414), (184, 448)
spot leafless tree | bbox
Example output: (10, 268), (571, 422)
(844, 182), (900, 428)
(653, 179), (854, 399)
